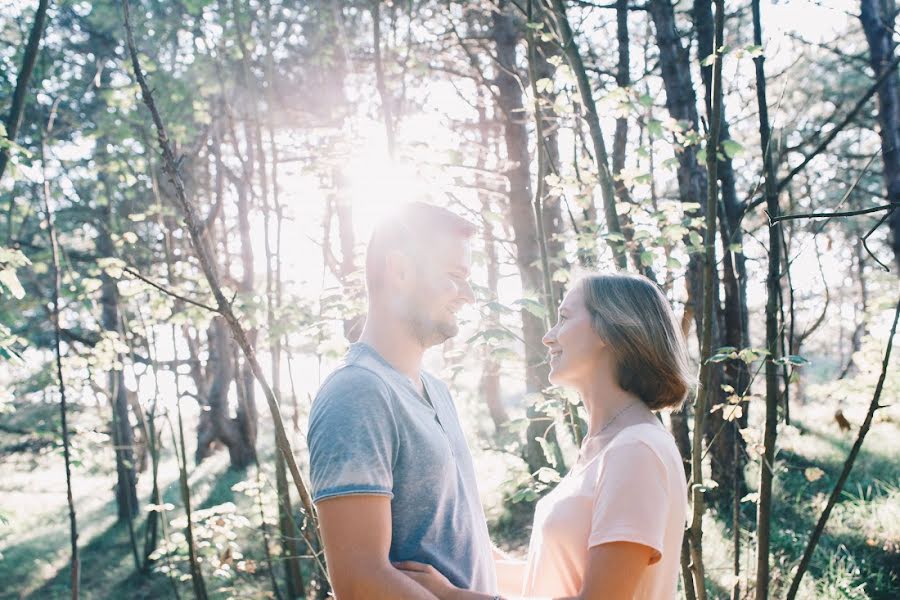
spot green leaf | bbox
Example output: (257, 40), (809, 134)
(744, 44), (764, 58)
(666, 256), (683, 269)
(485, 300), (514, 315)
(722, 139), (744, 159)
(700, 53), (717, 67)
(515, 298), (548, 320)
(640, 251), (654, 267)
(535, 467), (561, 484)
(535, 436), (559, 469)
(0, 268), (25, 299)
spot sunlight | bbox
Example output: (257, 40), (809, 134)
(344, 124), (436, 242)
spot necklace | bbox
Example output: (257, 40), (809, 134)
(587, 400), (639, 440)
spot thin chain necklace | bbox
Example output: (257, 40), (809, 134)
(586, 400), (639, 441)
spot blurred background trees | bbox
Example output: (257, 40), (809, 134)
(0, 0), (897, 598)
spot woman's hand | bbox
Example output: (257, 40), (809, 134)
(394, 561), (458, 600)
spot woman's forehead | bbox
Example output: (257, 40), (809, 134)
(560, 284), (584, 310)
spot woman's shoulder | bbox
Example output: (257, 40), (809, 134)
(606, 421), (681, 465)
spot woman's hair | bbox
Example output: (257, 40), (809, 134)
(581, 273), (694, 411)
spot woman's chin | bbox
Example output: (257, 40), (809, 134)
(547, 368), (565, 386)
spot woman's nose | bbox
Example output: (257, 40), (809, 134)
(542, 327), (556, 347)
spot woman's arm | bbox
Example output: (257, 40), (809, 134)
(398, 539), (652, 600)
(578, 541), (654, 600)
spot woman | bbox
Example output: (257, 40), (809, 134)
(398, 273), (693, 600)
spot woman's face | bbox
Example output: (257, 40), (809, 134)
(542, 284), (607, 387)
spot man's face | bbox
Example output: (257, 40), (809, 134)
(405, 234), (475, 347)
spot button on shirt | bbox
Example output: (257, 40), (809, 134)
(308, 342), (497, 593)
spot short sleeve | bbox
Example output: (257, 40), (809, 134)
(588, 440), (669, 565)
(307, 367), (398, 503)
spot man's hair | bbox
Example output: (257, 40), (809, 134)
(365, 202), (476, 295)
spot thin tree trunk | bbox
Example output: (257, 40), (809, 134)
(476, 82), (508, 432)
(492, 0), (564, 473)
(264, 74), (305, 596)
(689, 2), (724, 597)
(860, 0), (900, 270)
(98, 190), (139, 524)
(0, 0), (50, 185)
(547, 0), (627, 269)
(648, 1), (722, 595)
(693, 0), (749, 508)
(172, 329), (209, 600)
(752, 0), (782, 596)
(40, 128), (80, 600)
(372, 0), (396, 158)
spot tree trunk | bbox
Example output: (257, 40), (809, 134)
(547, 0), (627, 269)
(693, 0), (749, 506)
(0, 0), (50, 184)
(860, 0), (900, 271)
(752, 0), (783, 596)
(98, 201), (139, 522)
(476, 84), (509, 432)
(492, 1), (563, 473)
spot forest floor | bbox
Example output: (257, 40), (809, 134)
(1, 380), (898, 599)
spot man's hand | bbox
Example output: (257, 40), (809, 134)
(317, 495), (439, 600)
(394, 561), (458, 600)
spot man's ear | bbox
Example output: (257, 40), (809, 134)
(383, 249), (412, 289)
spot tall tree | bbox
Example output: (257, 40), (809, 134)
(752, 0), (783, 595)
(0, 0), (50, 184)
(860, 0), (900, 270)
(492, 0), (563, 473)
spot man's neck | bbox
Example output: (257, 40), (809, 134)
(358, 313), (426, 388)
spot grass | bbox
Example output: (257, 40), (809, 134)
(1, 374), (897, 599)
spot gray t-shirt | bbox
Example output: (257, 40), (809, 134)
(308, 342), (497, 593)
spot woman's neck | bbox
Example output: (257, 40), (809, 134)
(578, 374), (646, 438)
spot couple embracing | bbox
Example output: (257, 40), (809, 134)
(307, 203), (691, 600)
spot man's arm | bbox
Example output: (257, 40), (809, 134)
(317, 494), (439, 600)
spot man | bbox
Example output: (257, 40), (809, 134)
(307, 203), (497, 599)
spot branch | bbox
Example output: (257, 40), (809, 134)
(785, 298), (900, 599)
(742, 52), (900, 216)
(122, 266), (219, 313)
(769, 202), (896, 223)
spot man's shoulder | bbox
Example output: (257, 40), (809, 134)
(315, 363), (394, 406)
(421, 369), (451, 395)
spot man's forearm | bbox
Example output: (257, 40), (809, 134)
(332, 564), (440, 600)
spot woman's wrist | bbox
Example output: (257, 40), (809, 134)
(441, 588), (505, 600)
(447, 590), (502, 600)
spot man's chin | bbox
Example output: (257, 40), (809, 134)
(428, 321), (459, 346)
